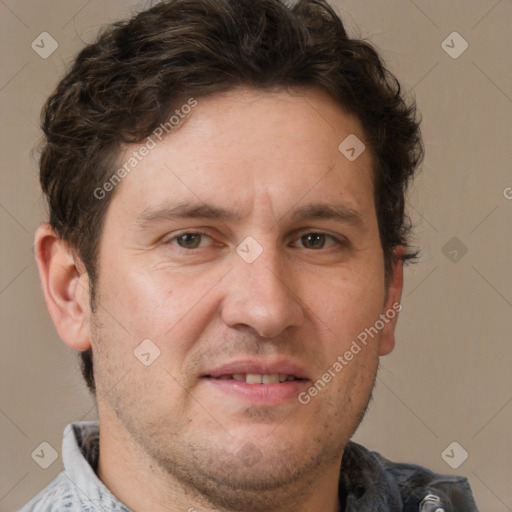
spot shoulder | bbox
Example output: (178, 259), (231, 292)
(18, 472), (80, 512)
(342, 442), (479, 511)
(18, 471), (129, 512)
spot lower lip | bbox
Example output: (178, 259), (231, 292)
(203, 378), (309, 406)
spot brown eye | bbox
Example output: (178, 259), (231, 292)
(301, 233), (326, 249)
(292, 232), (346, 251)
(175, 233), (203, 248)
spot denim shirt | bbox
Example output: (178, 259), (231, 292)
(20, 421), (479, 511)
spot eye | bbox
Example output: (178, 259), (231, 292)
(293, 232), (344, 250)
(170, 232), (210, 249)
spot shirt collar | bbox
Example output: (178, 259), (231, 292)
(62, 421), (131, 510)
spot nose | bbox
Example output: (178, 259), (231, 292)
(220, 249), (304, 338)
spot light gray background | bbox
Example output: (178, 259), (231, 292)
(1, 1), (511, 510)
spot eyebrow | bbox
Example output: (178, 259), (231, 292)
(134, 202), (241, 228)
(134, 201), (365, 231)
(289, 203), (365, 230)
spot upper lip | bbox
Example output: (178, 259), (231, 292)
(203, 359), (310, 380)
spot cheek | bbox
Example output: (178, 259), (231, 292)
(312, 264), (384, 412)
(93, 262), (225, 372)
(99, 260), (190, 331)
(312, 266), (385, 347)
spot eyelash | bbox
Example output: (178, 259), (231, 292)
(165, 230), (347, 251)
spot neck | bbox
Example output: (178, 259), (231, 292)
(96, 409), (342, 512)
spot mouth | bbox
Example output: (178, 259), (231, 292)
(201, 361), (310, 405)
(205, 373), (305, 384)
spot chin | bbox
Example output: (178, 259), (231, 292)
(154, 436), (340, 512)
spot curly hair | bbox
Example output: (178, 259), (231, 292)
(39, 0), (423, 394)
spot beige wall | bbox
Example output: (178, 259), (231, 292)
(1, 1), (511, 510)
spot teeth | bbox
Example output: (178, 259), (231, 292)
(246, 373), (286, 384)
(262, 374), (280, 384)
(213, 373), (298, 383)
(216, 373), (296, 384)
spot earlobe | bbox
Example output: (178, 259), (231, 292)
(34, 224), (92, 352)
(379, 246), (405, 356)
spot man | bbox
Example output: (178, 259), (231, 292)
(22, 0), (479, 510)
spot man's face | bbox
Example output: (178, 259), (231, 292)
(89, 87), (400, 504)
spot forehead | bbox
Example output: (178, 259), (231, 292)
(110, 86), (375, 224)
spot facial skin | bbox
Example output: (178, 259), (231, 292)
(35, 86), (404, 512)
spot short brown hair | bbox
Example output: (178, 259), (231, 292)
(39, 0), (423, 394)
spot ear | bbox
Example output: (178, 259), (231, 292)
(379, 246), (405, 356)
(34, 224), (92, 351)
